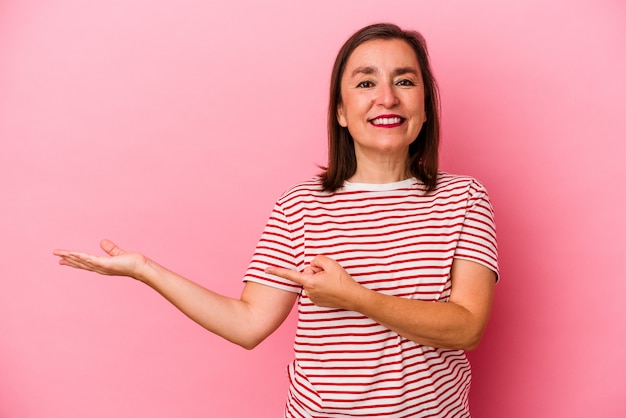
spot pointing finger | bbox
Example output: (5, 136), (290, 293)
(265, 266), (305, 285)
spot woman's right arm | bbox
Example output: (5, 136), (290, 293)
(54, 239), (298, 350)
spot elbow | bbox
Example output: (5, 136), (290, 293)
(453, 312), (490, 351)
(435, 326), (485, 351)
(460, 339), (481, 352)
(457, 328), (486, 351)
(239, 341), (260, 351)
(233, 334), (266, 351)
(206, 332), (262, 351)
(415, 332), (484, 351)
(440, 339), (480, 352)
(223, 319), (279, 350)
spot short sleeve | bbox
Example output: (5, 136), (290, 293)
(454, 180), (499, 280)
(243, 202), (303, 293)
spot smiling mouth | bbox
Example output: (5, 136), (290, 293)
(370, 116), (405, 127)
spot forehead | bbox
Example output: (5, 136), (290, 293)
(343, 38), (421, 75)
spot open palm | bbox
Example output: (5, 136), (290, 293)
(54, 239), (148, 279)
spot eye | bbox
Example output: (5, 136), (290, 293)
(356, 80), (374, 88)
(396, 79), (415, 87)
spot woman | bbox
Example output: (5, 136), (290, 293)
(55, 23), (498, 417)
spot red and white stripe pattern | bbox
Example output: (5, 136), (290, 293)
(244, 173), (498, 417)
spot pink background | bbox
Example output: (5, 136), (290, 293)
(1, 0), (625, 417)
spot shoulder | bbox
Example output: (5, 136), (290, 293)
(435, 172), (489, 195)
(275, 177), (326, 205)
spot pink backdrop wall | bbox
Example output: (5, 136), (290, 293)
(1, 1), (625, 417)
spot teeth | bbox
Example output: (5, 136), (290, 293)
(372, 117), (402, 125)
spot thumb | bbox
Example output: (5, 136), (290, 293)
(100, 239), (124, 256)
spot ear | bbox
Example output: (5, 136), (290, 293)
(336, 102), (348, 127)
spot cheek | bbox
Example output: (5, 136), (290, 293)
(413, 96), (427, 122)
(337, 94), (361, 128)
(419, 91), (427, 120)
(340, 95), (366, 120)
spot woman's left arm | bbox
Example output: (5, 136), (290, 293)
(266, 255), (495, 351)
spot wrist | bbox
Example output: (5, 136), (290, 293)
(134, 257), (158, 285)
(347, 282), (374, 313)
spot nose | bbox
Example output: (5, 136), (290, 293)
(375, 82), (399, 108)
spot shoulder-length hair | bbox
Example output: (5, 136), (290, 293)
(319, 23), (441, 193)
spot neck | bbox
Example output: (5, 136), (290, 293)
(349, 154), (411, 184)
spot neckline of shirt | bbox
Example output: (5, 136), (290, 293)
(342, 177), (418, 192)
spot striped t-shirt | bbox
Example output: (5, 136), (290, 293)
(244, 173), (498, 417)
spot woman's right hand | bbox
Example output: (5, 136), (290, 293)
(54, 239), (149, 281)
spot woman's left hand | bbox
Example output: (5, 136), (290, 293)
(266, 255), (364, 310)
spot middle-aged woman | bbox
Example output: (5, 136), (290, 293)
(55, 23), (498, 417)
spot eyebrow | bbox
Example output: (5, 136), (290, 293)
(350, 66), (420, 77)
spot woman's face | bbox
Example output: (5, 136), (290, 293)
(337, 38), (427, 163)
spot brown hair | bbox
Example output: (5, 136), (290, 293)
(319, 23), (441, 193)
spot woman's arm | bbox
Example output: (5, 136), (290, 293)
(55, 239), (297, 350)
(266, 255), (495, 351)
